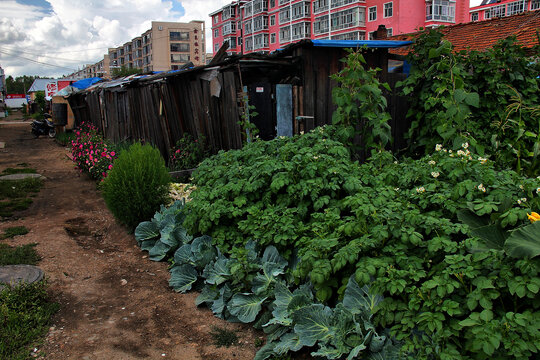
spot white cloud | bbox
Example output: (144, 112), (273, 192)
(0, 0), (484, 78)
(0, 18), (27, 43)
(178, 0), (231, 53)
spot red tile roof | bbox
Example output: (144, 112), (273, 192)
(390, 10), (540, 55)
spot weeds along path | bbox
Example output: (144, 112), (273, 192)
(0, 121), (259, 360)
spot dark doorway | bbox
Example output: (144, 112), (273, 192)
(247, 83), (275, 140)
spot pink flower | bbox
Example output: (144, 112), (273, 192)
(110, 151), (116, 157)
(108, 164), (113, 170)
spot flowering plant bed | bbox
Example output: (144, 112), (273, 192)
(71, 122), (117, 181)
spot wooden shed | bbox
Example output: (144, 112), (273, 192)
(67, 39), (412, 161)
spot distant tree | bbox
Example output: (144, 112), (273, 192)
(111, 66), (142, 78)
(5, 75), (46, 94)
(33, 91), (46, 115)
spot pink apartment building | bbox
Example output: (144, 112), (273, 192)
(210, 0), (470, 55)
(469, 0), (540, 22)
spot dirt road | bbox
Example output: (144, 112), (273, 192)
(0, 115), (259, 360)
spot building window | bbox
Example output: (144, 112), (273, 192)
(532, 0), (540, 10)
(270, 15), (276, 26)
(279, 27), (290, 43)
(225, 37), (237, 48)
(270, 33), (276, 43)
(244, 21), (253, 34)
(270, 0), (275, 7)
(222, 5), (236, 21)
(292, 1), (310, 20)
(253, 0), (268, 14)
(507, 1), (526, 16)
(245, 37), (253, 51)
(331, 31), (364, 40)
(244, 2), (253, 17)
(222, 21), (237, 36)
(170, 32), (189, 41)
(171, 54), (190, 63)
(214, 29), (219, 37)
(214, 15), (219, 24)
(384, 2), (393, 18)
(331, 7), (365, 31)
(313, 15), (329, 34)
(279, 0), (290, 5)
(313, 0), (328, 14)
(214, 43), (220, 52)
(426, 0), (456, 22)
(368, 6), (377, 21)
(253, 33), (269, 49)
(291, 22), (310, 40)
(471, 12), (478, 21)
(170, 43), (190, 52)
(279, 8), (291, 24)
(485, 4), (505, 19)
(254, 15), (269, 32)
(387, 28), (393, 37)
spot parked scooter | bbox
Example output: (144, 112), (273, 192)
(31, 113), (56, 138)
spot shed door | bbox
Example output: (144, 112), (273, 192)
(248, 83), (275, 140)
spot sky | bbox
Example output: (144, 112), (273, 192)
(0, 0), (483, 79)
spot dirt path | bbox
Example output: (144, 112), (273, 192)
(0, 116), (260, 360)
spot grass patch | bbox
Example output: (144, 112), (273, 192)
(0, 226), (29, 240)
(0, 178), (43, 200)
(0, 243), (40, 266)
(55, 132), (76, 147)
(0, 281), (59, 360)
(1, 168), (37, 175)
(0, 199), (33, 218)
(0, 178), (43, 218)
(210, 326), (238, 347)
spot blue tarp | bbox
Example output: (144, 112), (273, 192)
(311, 39), (412, 49)
(71, 77), (102, 90)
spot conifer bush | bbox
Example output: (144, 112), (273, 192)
(102, 142), (171, 229)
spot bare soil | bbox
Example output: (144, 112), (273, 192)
(0, 114), (261, 360)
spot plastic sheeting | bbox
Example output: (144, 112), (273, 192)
(311, 39), (412, 48)
(71, 77), (102, 90)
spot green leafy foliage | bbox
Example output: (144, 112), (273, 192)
(134, 200), (191, 261)
(331, 48), (392, 157)
(184, 126), (354, 262)
(101, 142), (171, 230)
(400, 29), (540, 175)
(183, 132), (540, 358)
(168, 133), (210, 174)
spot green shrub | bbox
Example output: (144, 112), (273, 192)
(400, 29), (540, 176)
(184, 126), (354, 260)
(101, 142), (171, 229)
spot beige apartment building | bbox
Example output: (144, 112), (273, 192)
(68, 20), (205, 79)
